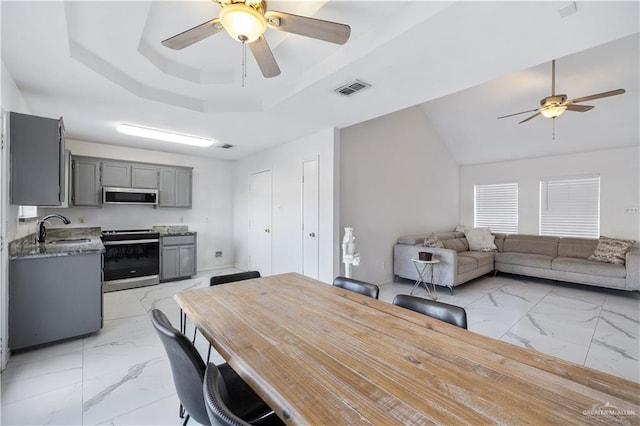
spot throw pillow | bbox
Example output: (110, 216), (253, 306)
(588, 236), (635, 265)
(464, 227), (497, 252)
(423, 233), (444, 248)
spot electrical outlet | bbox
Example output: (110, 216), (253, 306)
(624, 206), (639, 214)
(215, 251), (223, 258)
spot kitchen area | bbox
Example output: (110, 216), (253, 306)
(4, 111), (217, 353)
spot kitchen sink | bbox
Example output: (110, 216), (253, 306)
(47, 238), (92, 245)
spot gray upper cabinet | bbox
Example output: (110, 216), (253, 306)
(101, 161), (131, 188)
(159, 167), (192, 208)
(72, 157), (101, 206)
(9, 112), (65, 206)
(132, 164), (158, 189)
(69, 155), (190, 208)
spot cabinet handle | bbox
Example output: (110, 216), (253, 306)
(309, 232), (316, 237)
(265, 228), (271, 233)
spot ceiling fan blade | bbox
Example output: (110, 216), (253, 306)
(518, 112), (541, 124)
(264, 10), (350, 44)
(565, 104), (594, 112)
(567, 89), (625, 104)
(161, 18), (223, 50)
(249, 36), (281, 78)
(497, 108), (540, 120)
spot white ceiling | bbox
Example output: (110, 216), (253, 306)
(2, 1), (638, 163)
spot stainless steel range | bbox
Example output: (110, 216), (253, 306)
(102, 229), (160, 292)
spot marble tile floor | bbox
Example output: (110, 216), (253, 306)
(1, 270), (638, 425)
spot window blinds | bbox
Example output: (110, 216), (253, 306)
(539, 175), (600, 238)
(474, 182), (518, 233)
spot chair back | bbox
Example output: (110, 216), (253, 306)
(332, 276), (379, 299)
(392, 295), (468, 329)
(150, 309), (210, 425)
(203, 363), (250, 426)
(211, 271), (261, 286)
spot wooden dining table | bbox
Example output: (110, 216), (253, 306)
(175, 272), (640, 425)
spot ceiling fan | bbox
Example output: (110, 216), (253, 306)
(161, 0), (351, 79)
(497, 59), (625, 124)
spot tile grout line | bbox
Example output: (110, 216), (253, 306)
(582, 293), (606, 368)
(497, 280), (556, 342)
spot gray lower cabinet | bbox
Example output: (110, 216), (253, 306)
(9, 253), (103, 350)
(161, 234), (197, 281)
(72, 157), (101, 206)
(159, 167), (192, 208)
(10, 112), (65, 206)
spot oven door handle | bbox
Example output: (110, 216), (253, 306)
(104, 239), (159, 246)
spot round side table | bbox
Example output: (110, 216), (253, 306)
(410, 258), (440, 300)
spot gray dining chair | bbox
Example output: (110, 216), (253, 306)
(392, 294), (468, 329)
(332, 276), (379, 299)
(203, 362), (283, 426)
(151, 309), (277, 426)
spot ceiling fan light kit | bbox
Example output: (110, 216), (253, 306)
(219, 3), (267, 43)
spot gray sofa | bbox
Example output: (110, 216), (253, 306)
(394, 231), (640, 293)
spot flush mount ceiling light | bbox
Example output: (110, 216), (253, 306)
(116, 124), (214, 147)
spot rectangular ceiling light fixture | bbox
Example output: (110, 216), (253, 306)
(116, 123), (214, 147)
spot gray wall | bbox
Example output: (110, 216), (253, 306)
(340, 105), (460, 284)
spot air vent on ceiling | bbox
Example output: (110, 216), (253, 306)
(218, 144), (234, 149)
(334, 79), (371, 96)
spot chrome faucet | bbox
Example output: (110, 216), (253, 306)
(36, 214), (71, 244)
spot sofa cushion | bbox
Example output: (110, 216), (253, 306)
(423, 233), (444, 248)
(495, 252), (553, 269)
(460, 251), (494, 268)
(493, 233), (506, 252)
(558, 238), (598, 259)
(503, 235), (559, 257)
(397, 235), (429, 245)
(443, 238), (469, 253)
(457, 255), (478, 274)
(552, 257), (626, 278)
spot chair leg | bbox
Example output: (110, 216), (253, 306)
(182, 414), (190, 426)
(179, 402), (185, 419)
(206, 344), (212, 364)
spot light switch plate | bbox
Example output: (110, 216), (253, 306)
(624, 206), (639, 214)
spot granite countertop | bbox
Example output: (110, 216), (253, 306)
(153, 225), (196, 236)
(9, 227), (104, 260)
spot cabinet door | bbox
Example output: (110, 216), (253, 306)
(175, 169), (192, 208)
(132, 165), (158, 189)
(9, 112), (64, 206)
(158, 168), (177, 207)
(179, 245), (196, 277)
(161, 246), (180, 280)
(72, 158), (101, 206)
(101, 161), (131, 187)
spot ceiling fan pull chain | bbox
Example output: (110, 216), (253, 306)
(241, 42), (246, 88)
(552, 117), (556, 140)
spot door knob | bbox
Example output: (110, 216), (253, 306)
(309, 232), (316, 237)
(265, 228), (271, 233)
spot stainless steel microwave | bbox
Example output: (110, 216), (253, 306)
(102, 187), (158, 205)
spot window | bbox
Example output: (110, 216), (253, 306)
(474, 182), (518, 233)
(539, 174), (600, 238)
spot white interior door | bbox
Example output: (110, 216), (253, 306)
(302, 159), (319, 279)
(248, 170), (272, 276)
